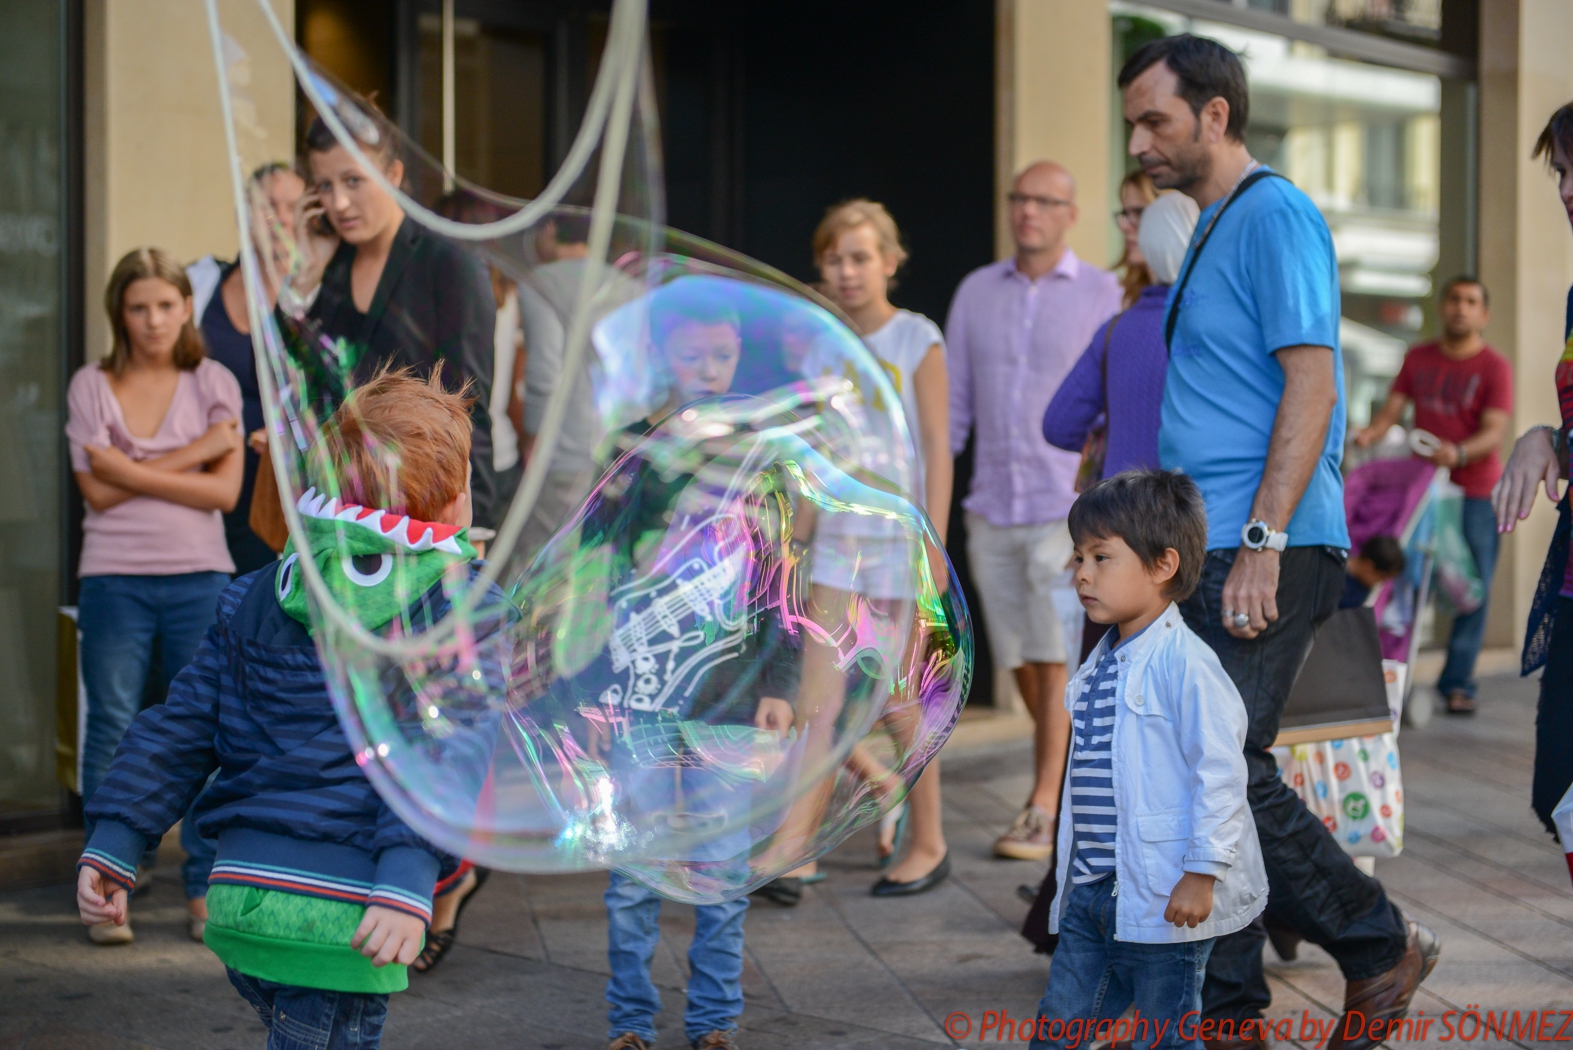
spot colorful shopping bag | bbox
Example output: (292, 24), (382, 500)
(1280, 733), (1404, 858)
(1551, 783), (1573, 885)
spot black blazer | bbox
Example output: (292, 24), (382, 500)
(308, 216), (500, 527)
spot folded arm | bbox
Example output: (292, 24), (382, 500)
(77, 420), (244, 513)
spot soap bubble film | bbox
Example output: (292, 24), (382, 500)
(205, 0), (970, 897)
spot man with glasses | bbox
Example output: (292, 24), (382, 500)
(945, 161), (1120, 863)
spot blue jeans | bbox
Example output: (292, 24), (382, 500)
(1438, 497), (1500, 699)
(227, 969), (388, 1050)
(79, 572), (228, 899)
(1030, 879), (1214, 1050)
(605, 870), (749, 1043)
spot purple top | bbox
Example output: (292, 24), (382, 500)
(1042, 283), (1170, 479)
(947, 250), (1121, 526)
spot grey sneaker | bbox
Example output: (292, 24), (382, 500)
(993, 805), (1056, 861)
(692, 1031), (740, 1050)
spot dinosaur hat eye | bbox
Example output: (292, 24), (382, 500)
(276, 552), (299, 602)
(342, 552), (393, 587)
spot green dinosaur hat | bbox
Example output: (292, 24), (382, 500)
(276, 486), (476, 633)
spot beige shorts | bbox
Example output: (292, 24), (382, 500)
(965, 512), (1072, 668)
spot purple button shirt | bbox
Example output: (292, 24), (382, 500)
(946, 249), (1121, 526)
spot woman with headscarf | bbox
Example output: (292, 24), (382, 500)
(1041, 185), (1200, 487)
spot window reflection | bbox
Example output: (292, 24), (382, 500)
(1113, 5), (1468, 429)
(0, 1), (63, 817)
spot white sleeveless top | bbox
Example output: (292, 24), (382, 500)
(815, 309), (943, 552)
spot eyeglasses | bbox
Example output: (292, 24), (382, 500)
(1113, 207), (1145, 228)
(1007, 192), (1073, 210)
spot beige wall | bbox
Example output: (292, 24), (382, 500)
(995, 0), (1112, 267)
(1478, 0), (1573, 653)
(83, 0), (295, 363)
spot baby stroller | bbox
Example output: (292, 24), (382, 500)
(1343, 454), (1449, 728)
(1346, 443), (1478, 729)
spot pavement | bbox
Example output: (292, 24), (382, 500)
(2, 672), (1569, 1050)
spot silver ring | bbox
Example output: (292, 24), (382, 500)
(1233, 612), (1251, 628)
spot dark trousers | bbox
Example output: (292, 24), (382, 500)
(1532, 597), (1573, 836)
(1180, 547), (1409, 1023)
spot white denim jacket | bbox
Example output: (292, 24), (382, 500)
(1048, 604), (1268, 943)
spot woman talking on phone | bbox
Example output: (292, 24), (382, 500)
(281, 102), (500, 529)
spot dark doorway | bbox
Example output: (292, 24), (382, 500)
(305, 0), (1002, 705)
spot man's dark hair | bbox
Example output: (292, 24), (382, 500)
(1117, 34), (1250, 143)
(1440, 275), (1489, 307)
(1068, 469), (1207, 600)
(1533, 102), (1573, 167)
(1359, 535), (1407, 577)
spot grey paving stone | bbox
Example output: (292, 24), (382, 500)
(6, 673), (1568, 1048)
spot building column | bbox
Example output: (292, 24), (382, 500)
(1477, 0), (1573, 654)
(82, 0), (295, 362)
(995, 0), (1111, 265)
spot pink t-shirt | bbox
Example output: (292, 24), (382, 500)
(66, 359), (243, 577)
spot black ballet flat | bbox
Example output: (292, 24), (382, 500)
(870, 853), (950, 897)
(751, 877), (803, 907)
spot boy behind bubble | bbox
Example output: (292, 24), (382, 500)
(1030, 470), (1267, 1050)
(589, 281), (796, 1050)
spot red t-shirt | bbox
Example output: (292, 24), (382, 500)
(1391, 341), (1514, 498)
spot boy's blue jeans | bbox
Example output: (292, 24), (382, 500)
(227, 969), (388, 1050)
(605, 870), (749, 1044)
(79, 572), (227, 899)
(1030, 878), (1214, 1050)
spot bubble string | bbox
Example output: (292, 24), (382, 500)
(205, 0), (651, 660)
(247, 0), (642, 243)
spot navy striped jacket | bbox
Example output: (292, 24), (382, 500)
(79, 562), (501, 925)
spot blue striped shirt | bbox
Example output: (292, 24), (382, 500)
(1069, 625), (1148, 884)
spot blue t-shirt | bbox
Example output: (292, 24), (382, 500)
(1159, 170), (1350, 550)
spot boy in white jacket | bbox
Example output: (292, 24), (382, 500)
(1030, 470), (1266, 1050)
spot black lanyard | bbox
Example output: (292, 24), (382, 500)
(1162, 169), (1283, 353)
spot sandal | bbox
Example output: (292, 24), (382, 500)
(412, 867), (490, 974)
(1445, 691), (1477, 716)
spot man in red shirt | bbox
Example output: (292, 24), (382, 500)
(1356, 276), (1513, 714)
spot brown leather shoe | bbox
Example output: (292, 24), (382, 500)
(1327, 920), (1440, 1050)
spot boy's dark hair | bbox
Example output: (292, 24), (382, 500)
(1440, 274), (1488, 306)
(1068, 469), (1207, 600)
(1359, 535), (1407, 577)
(649, 277), (743, 349)
(1117, 34), (1250, 143)
(1533, 101), (1573, 167)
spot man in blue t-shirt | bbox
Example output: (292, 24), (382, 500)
(1119, 35), (1438, 1050)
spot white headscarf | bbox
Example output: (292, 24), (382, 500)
(1138, 190), (1201, 286)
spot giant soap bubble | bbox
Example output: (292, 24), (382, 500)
(203, 0), (970, 899)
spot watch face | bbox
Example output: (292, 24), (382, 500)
(1245, 524), (1265, 545)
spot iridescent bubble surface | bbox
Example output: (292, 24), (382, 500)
(205, 0), (970, 898)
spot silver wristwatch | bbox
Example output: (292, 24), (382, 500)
(1241, 519), (1288, 552)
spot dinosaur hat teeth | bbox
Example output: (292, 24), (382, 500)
(295, 487), (465, 555)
